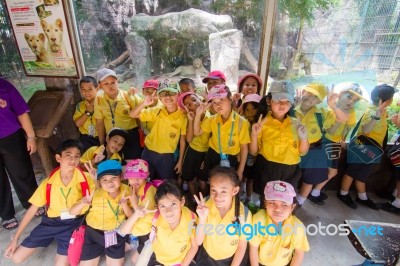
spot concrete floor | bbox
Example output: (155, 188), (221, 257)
(0, 190), (399, 265)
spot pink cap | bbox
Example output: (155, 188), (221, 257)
(202, 70), (226, 83)
(177, 92), (194, 110)
(124, 159), (150, 179)
(237, 73), (263, 93)
(242, 94), (262, 104)
(264, 181), (296, 204)
(143, 79), (159, 89)
(208, 84), (229, 101)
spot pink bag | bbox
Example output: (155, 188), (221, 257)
(67, 224), (86, 266)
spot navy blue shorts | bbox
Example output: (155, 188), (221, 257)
(324, 139), (342, 169)
(195, 245), (248, 266)
(21, 215), (82, 255)
(181, 146), (206, 181)
(80, 225), (128, 260)
(300, 142), (328, 185)
(122, 127), (142, 160)
(142, 147), (175, 181)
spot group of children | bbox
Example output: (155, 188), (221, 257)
(3, 67), (400, 265)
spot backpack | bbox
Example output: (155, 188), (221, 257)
(140, 179), (164, 202)
(46, 167), (90, 208)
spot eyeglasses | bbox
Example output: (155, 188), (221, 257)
(159, 91), (177, 97)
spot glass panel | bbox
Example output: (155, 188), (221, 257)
(270, 0), (400, 140)
(72, 0), (266, 91)
(0, 0), (46, 101)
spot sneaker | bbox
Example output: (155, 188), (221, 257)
(337, 193), (358, 209)
(378, 202), (400, 215)
(307, 194), (325, 205)
(355, 197), (379, 210)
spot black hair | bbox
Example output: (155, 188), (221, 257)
(155, 181), (184, 204)
(242, 101), (260, 124)
(80, 76), (98, 87)
(179, 78), (195, 88)
(56, 139), (83, 156)
(209, 166), (242, 224)
(255, 94), (271, 122)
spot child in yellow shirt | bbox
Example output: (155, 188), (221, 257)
(80, 127), (128, 166)
(73, 76), (99, 152)
(120, 182), (198, 266)
(4, 139), (96, 265)
(249, 181), (309, 266)
(69, 160), (133, 265)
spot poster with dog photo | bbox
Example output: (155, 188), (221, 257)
(4, 0), (78, 77)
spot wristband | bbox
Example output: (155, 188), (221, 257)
(371, 115), (380, 120)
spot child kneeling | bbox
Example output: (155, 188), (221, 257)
(249, 181), (310, 266)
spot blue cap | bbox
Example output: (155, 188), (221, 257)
(97, 160), (122, 180)
(371, 84), (398, 102)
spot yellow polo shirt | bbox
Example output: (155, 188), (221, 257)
(294, 106), (335, 144)
(80, 145), (122, 164)
(139, 106), (188, 153)
(201, 111), (250, 155)
(94, 89), (142, 132)
(85, 183), (131, 231)
(140, 100), (164, 135)
(202, 199), (252, 260)
(137, 183), (157, 210)
(73, 100), (98, 136)
(29, 168), (96, 218)
(131, 207), (197, 265)
(257, 112), (301, 165)
(355, 106), (388, 146)
(189, 111), (212, 152)
(325, 110), (357, 143)
(250, 210), (309, 266)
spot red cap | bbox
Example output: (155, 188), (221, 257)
(202, 70), (226, 83)
(143, 80), (159, 89)
(237, 73), (263, 93)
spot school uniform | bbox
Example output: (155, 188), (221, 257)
(324, 110), (356, 169)
(94, 89), (143, 159)
(131, 206), (197, 266)
(198, 111), (250, 182)
(141, 100), (164, 135)
(295, 106), (335, 185)
(20, 168), (96, 255)
(345, 106), (388, 182)
(80, 145), (122, 164)
(73, 100), (99, 152)
(80, 184), (131, 260)
(181, 112), (211, 181)
(250, 210), (309, 266)
(253, 113), (302, 193)
(139, 106), (187, 180)
(196, 199), (251, 266)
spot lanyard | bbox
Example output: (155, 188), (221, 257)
(60, 187), (72, 209)
(217, 113), (235, 158)
(107, 200), (120, 227)
(107, 101), (118, 126)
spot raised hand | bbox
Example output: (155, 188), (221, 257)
(251, 114), (264, 136)
(81, 189), (95, 205)
(93, 146), (106, 164)
(296, 121), (308, 140)
(233, 92), (241, 103)
(128, 87), (139, 96)
(327, 91), (339, 110)
(184, 106), (195, 121)
(135, 200), (157, 218)
(144, 91), (156, 106)
(196, 102), (210, 116)
(84, 160), (97, 181)
(194, 193), (209, 221)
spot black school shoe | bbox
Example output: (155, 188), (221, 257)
(337, 193), (357, 209)
(379, 202), (400, 215)
(319, 191), (328, 200)
(355, 197), (379, 210)
(307, 194), (325, 205)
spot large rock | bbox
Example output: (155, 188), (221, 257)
(130, 8), (233, 39)
(125, 33), (151, 87)
(209, 29), (243, 90)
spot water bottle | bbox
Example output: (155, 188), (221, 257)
(129, 234), (139, 250)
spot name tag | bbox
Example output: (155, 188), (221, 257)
(60, 210), (76, 220)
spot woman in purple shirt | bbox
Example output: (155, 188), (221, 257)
(0, 78), (40, 230)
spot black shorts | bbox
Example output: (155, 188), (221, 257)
(142, 147), (175, 181)
(395, 167), (400, 182)
(252, 154), (299, 195)
(80, 134), (100, 153)
(345, 161), (380, 183)
(80, 225), (128, 260)
(243, 155), (255, 179)
(137, 234), (149, 254)
(195, 245), (248, 266)
(324, 139), (342, 169)
(21, 216), (82, 255)
(122, 127), (142, 160)
(181, 146), (206, 181)
(300, 142), (328, 185)
(148, 252), (196, 266)
(198, 148), (238, 182)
